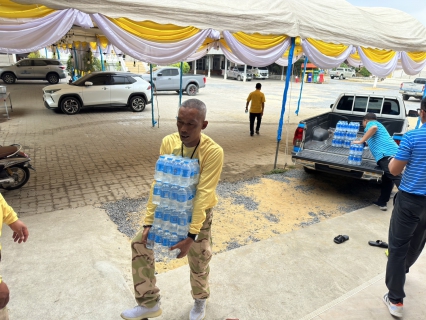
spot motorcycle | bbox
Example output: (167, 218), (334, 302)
(0, 144), (35, 190)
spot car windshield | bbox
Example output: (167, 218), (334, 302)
(72, 74), (96, 86)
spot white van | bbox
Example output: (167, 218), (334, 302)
(248, 66), (269, 79)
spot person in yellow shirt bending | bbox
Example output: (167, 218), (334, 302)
(0, 194), (29, 320)
(245, 82), (266, 136)
(121, 99), (224, 320)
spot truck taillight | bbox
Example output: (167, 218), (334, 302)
(59, 66), (66, 70)
(293, 127), (304, 146)
(423, 85), (425, 92)
(203, 77), (206, 84)
(400, 83), (403, 89)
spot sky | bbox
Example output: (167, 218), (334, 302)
(347, 0), (426, 26)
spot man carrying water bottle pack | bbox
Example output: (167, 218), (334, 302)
(121, 99), (224, 320)
(353, 113), (401, 211)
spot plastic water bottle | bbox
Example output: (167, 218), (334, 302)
(186, 207), (193, 224)
(154, 205), (164, 226)
(154, 228), (164, 259)
(177, 186), (187, 211)
(348, 154), (354, 165)
(160, 183), (171, 206)
(177, 210), (188, 242)
(186, 185), (196, 208)
(161, 231), (171, 259)
(169, 209), (179, 234)
(172, 159), (182, 185)
(344, 140), (351, 148)
(162, 207), (171, 233)
(163, 157), (174, 183)
(152, 180), (162, 205)
(146, 225), (156, 250)
(169, 233), (179, 259)
(169, 184), (179, 209)
(180, 160), (191, 187)
(154, 155), (165, 181)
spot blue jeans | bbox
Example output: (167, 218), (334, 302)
(386, 191), (426, 303)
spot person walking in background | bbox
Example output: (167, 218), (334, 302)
(121, 99), (224, 320)
(382, 99), (426, 318)
(0, 194), (29, 320)
(353, 113), (401, 211)
(245, 83), (265, 136)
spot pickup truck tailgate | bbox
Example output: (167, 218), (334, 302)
(293, 139), (383, 180)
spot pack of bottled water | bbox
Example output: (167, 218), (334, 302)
(332, 121), (360, 148)
(347, 143), (364, 165)
(147, 154), (199, 261)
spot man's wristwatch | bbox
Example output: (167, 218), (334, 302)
(187, 232), (198, 241)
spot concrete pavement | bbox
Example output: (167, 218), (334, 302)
(2, 200), (425, 319)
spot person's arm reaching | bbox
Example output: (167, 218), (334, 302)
(353, 125), (377, 144)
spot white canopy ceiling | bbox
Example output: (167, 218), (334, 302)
(14, 0), (426, 52)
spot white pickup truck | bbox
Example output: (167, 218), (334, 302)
(292, 93), (417, 181)
(399, 77), (426, 101)
(226, 67), (253, 81)
(329, 67), (356, 79)
(141, 67), (206, 96)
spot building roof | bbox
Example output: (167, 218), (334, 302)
(301, 63), (318, 69)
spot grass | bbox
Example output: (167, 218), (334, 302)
(264, 163), (296, 175)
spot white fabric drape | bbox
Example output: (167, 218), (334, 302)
(346, 54), (363, 68)
(0, 9), (93, 54)
(400, 52), (426, 75)
(91, 13), (220, 65)
(222, 31), (290, 67)
(301, 40), (353, 69)
(185, 42), (216, 61)
(357, 47), (400, 77)
(275, 54), (304, 66)
(218, 42), (245, 65)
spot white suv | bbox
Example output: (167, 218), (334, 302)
(330, 67), (356, 79)
(43, 72), (152, 115)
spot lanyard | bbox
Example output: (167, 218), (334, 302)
(181, 139), (200, 159)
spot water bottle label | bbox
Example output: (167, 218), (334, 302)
(162, 237), (169, 247)
(154, 210), (163, 219)
(163, 213), (170, 221)
(153, 186), (161, 196)
(155, 234), (163, 243)
(182, 169), (191, 178)
(170, 216), (178, 224)
(177, 194), (186, 202)
(148, 232), (155, 241)
(170, 239), (179, 247)
(178, 217), (187, 226)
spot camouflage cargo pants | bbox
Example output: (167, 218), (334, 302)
(131, 209), (213, 308)
(0, 307), (8, 320)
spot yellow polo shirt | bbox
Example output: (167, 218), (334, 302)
(0, 194), (18, 250)
(247, 90), (266, 113)
(144, 133), (224, 234)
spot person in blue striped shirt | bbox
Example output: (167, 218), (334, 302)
(353, 113), (401, 211)
(382, 98), (426, 318)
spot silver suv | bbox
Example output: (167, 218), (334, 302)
(0, 58), (68, 84)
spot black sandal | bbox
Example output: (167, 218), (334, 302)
(334, 235), (349, 244)
(368, 240), (388, 248)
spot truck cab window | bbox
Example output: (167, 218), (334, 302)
(382, 99), (400, 115)
(353, 96), (368, 112)
(336, 96), (354, 111)
(367, 97), (383, 113)
(170, 69), (179, 76)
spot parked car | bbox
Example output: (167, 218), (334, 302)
(43, 72), (152, 115)
(141, 67), (205, 96)
(248, 66), (269, 79)
(292, 93), (415, 181)
(399, 77), (426, 101)
(329, 67), (356, 79)
(226, 67), (253, 81)
(0, 58), (68, 84)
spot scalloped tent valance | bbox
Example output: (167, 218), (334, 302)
(2, 0), (426, 75)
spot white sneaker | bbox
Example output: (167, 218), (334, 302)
(189, 299), (207, 320)
(383, 293), (403, 318)
(121, 302), (162, 320)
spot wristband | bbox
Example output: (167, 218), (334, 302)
(143, 225), (152, 228)
(187, 233), (198, 241)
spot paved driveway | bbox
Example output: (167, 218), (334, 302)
(0, 77), (415, 215)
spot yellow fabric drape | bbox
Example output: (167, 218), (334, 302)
(0, 0), (54, 19)
(219, 39), (232, 53)
(306, 38), (349, 57)
(283, 45), (303, 57)
(90, 42), (98, 51)
(350, 51), (361, 60)
(360, 47), (396, 63)
(406, 52), (426, 63)
(232, 32), (288, 50)
(107, 18), (200, 42)
(195, 38), (217, 52)
(97, 36), (109, 50)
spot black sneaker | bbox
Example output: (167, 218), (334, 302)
(250, 132), (254, 136)
(256, 131), (259, 135)
(373, 201), (387, 211)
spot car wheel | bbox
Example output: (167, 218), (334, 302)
(402, 94), (409, 101)
(339, 74), (343, 80)
(237, 75), (241, 81)
(2, 73), (16, 84)
(129, 96), (146, 112)
(61, 97), (81, 115)
(47, 73), (59, 84)
(186, 84), (198, 96)
(330, 76), (334, 79)
(352, 74), (355, 77)
(1, 166), (30, 190)
(303, 166), (315, 174)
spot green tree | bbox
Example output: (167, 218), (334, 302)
(358, 66), (371, 77)
(170, 62), (190, 73)
(27, 51), (45, 58)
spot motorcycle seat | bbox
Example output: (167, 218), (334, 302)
(0, 146), (18, 158)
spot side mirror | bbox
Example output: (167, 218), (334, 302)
(84, 81), (93, 86)
(157, 73), (162, 77)
(407, 110), (419, 117)
(330, 104), (333, 109)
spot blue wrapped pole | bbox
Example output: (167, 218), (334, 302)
(150, 64), (157, 127)
(295, 56), (308, 116)
(274, 37), (296, 169)
(99, 46), (105, 71)
(179, 62), (183, 107)
(56, 47), (61, 60)
(45, 47), (48, 58)
(72, 47), (79, 80)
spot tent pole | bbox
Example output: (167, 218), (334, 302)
(224, 57), (227, 80)
(194, 60), (197, 75)
(99, 46), (105, 71)
(244, 64), (247, 82)
(373, 76), (378, 88)
(150, 64), (156, 127)
(295, 56), (308, 116)
(274, 37), (296, 169)
(179, 62), (183, 107)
